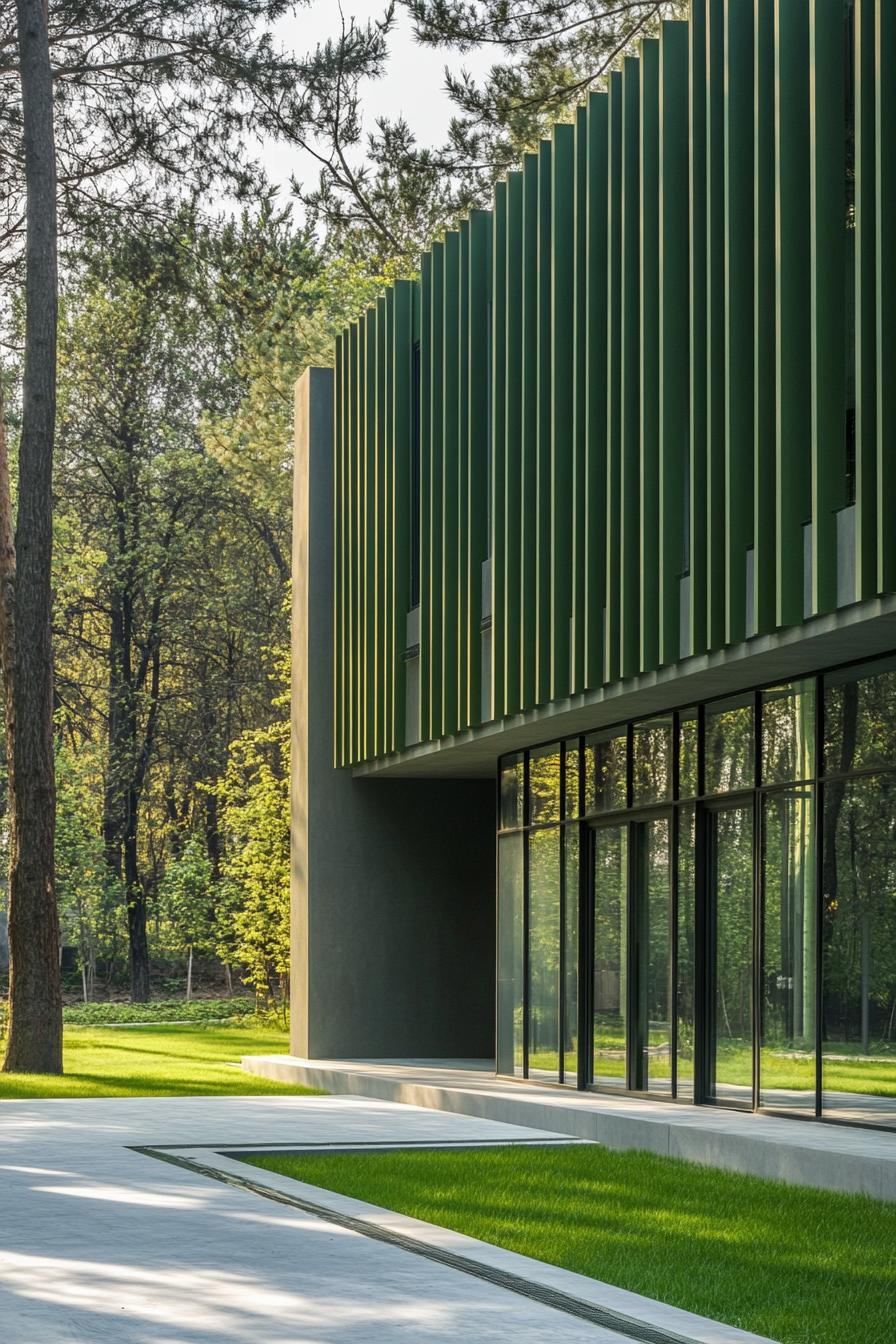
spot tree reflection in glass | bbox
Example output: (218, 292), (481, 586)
(705, 696), (754, 795)
(584, 729), (627, 813)
(761, 788), (816, 1111)
(528, 826), (561, 1080)
(632, 718), (673, 805)
(823, 773), (896, 1126)
(592, 825), (627, 1087)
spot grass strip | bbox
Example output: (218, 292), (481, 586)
(244, 1144), (896, 1344)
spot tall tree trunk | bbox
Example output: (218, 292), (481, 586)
(124, 784), (150, 1001)
(1, 0), (61, 1074)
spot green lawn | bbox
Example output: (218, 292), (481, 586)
(244, 1145), (896, 1344)
(0, 1024), (319, 1099)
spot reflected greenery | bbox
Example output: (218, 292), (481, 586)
(632, 719), (672, 805)
(499, 753), (524, 829)
(584, 729), (627, 813)
(762, 680), (815, 783)
(825, 660), (896, 774)
(528, 744), (561, 825)
(528, 827), (560, 1078)
(705, 696), (754, 794)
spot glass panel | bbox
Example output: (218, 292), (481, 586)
(592, 824), (628, 1088)
(528, 827), (561, 1080)
(632, 719), (673, 806)
(678, 710), (699, 799)
(707, 804), (755, 1107)
(562, 826), (579, 1085)
(497, 833), (525, 1076)
(761, 789), (817, 1111)
(762, 680), (816, 784)
(529, 744), (562, 826)
(825, 658), (896, 775)
(636, 816), (672, 1093)
(564, 739), (580, 819)
(677, 805), (697, 1100)
(705, 695), (754, 795)
(822, 774), (896, 1127)
(499, 753), (525, 830)
(584, 729), (627, 814)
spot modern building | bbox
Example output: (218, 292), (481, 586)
(289, 0), (896, 1132)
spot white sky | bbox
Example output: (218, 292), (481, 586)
(257, 0), (494, 196)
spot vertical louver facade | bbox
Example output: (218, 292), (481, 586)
(333, 0), (895, 769)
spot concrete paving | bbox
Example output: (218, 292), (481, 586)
(0, 1094), (773, 1343)
(241, 1056), (896, 1200)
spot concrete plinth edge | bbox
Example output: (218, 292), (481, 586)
(241, 1055), (896, 1201)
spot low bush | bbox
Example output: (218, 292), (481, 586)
(62, 997), (257, 1026)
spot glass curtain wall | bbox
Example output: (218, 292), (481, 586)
(497, 742), (580, 1085)
(497, 653), (896, 1129)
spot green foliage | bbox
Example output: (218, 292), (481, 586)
(55, 743), (126, 997)
(158, 839), (216, 958)
(61, 997), (255, 1025)
(246, 1145), (896, 1344)
(214, 711), (291, 1009)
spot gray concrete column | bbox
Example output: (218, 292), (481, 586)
(291, 367), (495, 1061)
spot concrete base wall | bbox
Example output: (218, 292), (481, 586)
(291, 368), (495, 1061)
(299, 775), (495, 1060)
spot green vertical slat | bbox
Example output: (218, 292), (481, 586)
(876, 0), (896, 592)
(364, 308), (377, 760)
(855, 0), (877, 599)
(571, 104), (588, 695)
(504, 172), (523, 717)
(442, 231), (460, 737)
(619, 56), (641, 680)
(551, 121), (575, 700)
(468, 211), (490, 725)
(775, 0), (812, 628)
(376, 297), (388, 756)
(521, 154), (539, 709)
(382, 291), (394, 754)
(458, 220), (470, 732)
(659, 21), (689, 668)
(429, 241), (445, 740)
(723, 0), (754, 647)
(491, 184), (507, 720)
(809, 0), (847, 616)
(606, 70), (623, 683)
(392, 280), (413, 753)
(418, 253), (432, 741)
(344, 331), (353, 762)
(706, 1), (726, 650)
(584, 92), (608, 691)
(753, 0), (777, 637)
(689, 0), (708, 657)
(358, 312), (367, 761)
(536, 138), (553, 705)
(353, 316), (363, 763)
(639, 38), (660, 675)
(333, 333), (344, 765)
(349, 320), (360, 763)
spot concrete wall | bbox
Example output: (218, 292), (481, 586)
(291, 367), (495, 1060)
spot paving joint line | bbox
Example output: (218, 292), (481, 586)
(133, 1143), (713, 1344)
(140, 1137), (590, 1154)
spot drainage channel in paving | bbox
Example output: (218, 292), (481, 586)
(138, 1139), (778, 1344)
